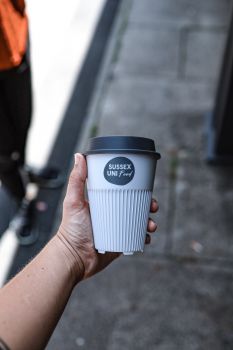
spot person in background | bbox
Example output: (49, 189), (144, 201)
(0, 0), (62, 242)
(0, 0), (32, 203)
(0, 154), (159, 350)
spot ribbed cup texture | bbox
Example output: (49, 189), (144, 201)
(88, 189), (152, 253)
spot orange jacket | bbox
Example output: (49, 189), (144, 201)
(0, 0), (28, 70)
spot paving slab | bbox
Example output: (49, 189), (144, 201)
(99, 78), (215, 132)
(166, 109), (233, 259)
(167, 111), (233, 182)
(168, 113), (208, 159)
(114, 26), (180, 78)
(172, 157), (233, 259)
(47, 258), (233, 350)
(177, 154), (233, 192)
(185, 29), (227, 80)
(129, 0), (231, 27)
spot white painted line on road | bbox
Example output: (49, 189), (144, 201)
(27, 0), (106, 168)
(0, 229), (19, 287)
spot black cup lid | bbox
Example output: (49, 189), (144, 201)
(85, 136), (161, 159)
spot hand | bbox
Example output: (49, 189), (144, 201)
(57, 153), (158, 282)
(146, 198), (159, 244)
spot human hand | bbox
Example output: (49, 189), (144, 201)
(57, 153), (158, 282)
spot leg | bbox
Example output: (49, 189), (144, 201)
(3, 57), (32, 165)
(0, 58), (32, 200)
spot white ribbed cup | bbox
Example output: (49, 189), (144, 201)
(86, 153), (157, 254)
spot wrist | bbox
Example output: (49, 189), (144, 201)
(53, 232), (85, 286)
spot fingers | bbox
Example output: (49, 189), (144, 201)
(145, 217), (158, 245)
(64, 153), (87, 211)
(150, 198), (159, 213)
(147, 218), (157, 232)
(145, 233), (151, 244)
(147, 199), (158, 245)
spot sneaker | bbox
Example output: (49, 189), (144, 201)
(10, 198), (38, 246)
(25, 165), (65, 189)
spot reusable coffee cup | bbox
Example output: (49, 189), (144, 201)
(85, 136), (161, 255)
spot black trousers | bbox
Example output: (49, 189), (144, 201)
(0, 57), (32, 200)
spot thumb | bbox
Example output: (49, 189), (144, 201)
(64, 153), (87, 211)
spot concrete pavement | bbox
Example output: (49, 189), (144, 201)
(47, 0), (233, 349)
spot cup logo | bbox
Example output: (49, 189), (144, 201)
(104, 157), (135, 185)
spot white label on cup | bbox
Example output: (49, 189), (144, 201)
(104, 157), (135, 185)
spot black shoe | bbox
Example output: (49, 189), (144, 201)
(25, 166), (65, 189)
(10, 198), (38, 246)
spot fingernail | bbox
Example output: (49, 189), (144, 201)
(74, 153), (80, 166)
